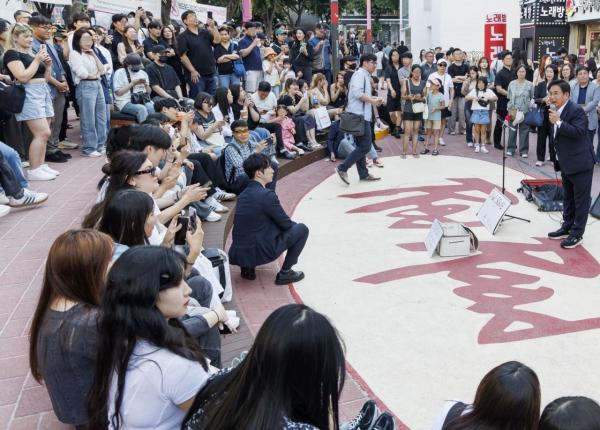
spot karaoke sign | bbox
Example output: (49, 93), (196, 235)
(484, 13), (507, 60)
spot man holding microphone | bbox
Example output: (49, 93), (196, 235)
(547, 79), (596, 249)
(336, 53), (383, 184)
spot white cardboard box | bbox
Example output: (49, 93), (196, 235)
(438, 223), (472, 257)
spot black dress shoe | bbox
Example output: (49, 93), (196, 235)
(275, 269), (305, 285)
(240, 267), (256, 281)
(56, 150), (72, 159)
(494, 144), (504, 150)
(548, 226), (570, 240)
(45, 152), (68, 163)
(371, 412), (396, 430)
(561, 235), (583, 249)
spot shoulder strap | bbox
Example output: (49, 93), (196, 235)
(442, 402), (467, 430)
(124, 68), (133, 95)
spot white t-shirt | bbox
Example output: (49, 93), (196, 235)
(108, 341), (213, 430)
(113, 68), (150, 110)
(430, 401), (472, 430)
(262, 59), (280, 87)
(427, 72), (453, 103)
(468, 88), (496, 110)
(251, 91), (278, 123)
(375, 51), (384, 70)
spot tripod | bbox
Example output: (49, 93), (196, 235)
(501, 120), (531, 224)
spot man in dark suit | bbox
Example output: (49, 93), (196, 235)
(547, 79), (596, 248)
(228, 154), (309, 284)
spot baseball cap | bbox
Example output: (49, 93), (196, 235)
(151, 44), (167, 54)
(274, 28), (287, 36)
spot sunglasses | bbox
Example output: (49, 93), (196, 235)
(438, 64), (447, 67)
(135, 166), (158, 176)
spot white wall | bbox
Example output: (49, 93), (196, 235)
(407, 0), (520, 54)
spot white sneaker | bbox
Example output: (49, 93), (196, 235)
(474, 144), (480, 153)
(28, 167), (56, 181)
(535, 160), (543, 166)
(450, 131), (456, 135)
(521, 153), (528, 158)
(213, 187), (236, 201)
(270, 155), (280, 166)
(439, 138), (446, 146)
(82, 151), (102, 158)
(467, 142), (474, 148)
(8, 189), (48, 207)
(21, 161), (30, 168)
(0, 204), (9, 218)
(0, 192), (8, 205)
(297, 148), (305, 155)
(204, 211), (222, 222)
(480, 145), (489, 154)
(207, 196), (228, 213)
(41, 164), (60, 176)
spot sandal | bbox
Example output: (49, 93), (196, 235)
(420, 148), (430, 155)
(432, 150), (439, 156)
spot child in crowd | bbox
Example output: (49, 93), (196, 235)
(423, 78), (444, 156)
(466, 77), (497, 154)
(270, 105), (305, 156)
(262, 48), (282, 97)
(281, 57), (296, 82)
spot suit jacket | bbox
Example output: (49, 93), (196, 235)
(228, 181), (295, 267)
(551, 100), (596, 175)
(570, 80), (600, 130)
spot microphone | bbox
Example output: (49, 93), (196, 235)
(549, 104), (557, 112)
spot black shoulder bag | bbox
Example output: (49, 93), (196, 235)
(339, 72), (368, 136)
(125, 68), (152, 105)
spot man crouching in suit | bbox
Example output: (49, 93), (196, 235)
(547, 79), (596, 248)
(228, 154), (309, 284)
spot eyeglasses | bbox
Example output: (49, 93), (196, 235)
(438, 64), (447, 67)
(134, 166), (158, 176)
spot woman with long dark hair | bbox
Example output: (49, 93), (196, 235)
(88, 246), (214, 429)
(288, 28), (313, 82)
(116, 25), (144, 66)
(533, 64), (558, 166)
(384, 48), (403, 137)
(212, 86), (235, 137)
(161, 25), (186, 97)
(29, 229), (113, 427)
(433, 361), (541, 430)
(540, 396), (600, 430)
(183, 304), (389, 430)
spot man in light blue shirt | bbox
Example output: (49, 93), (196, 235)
(309, 24), (332, 84)
(336, 54), (383, 184)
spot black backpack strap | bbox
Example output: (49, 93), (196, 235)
(124, 68), (134, 97)
(442, 402), (467, 429)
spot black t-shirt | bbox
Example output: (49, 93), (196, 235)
(4, 50), (46, 80)
(232, 101), (260, 130)
(109, 30), (125, 68)
(494, 67), (516, 111)
(213, 43), (234, 75)
(146, 62), (181, 97)
(384, 63), (402, 92)
(177, 29), (216, 76)
(142, 36), (164, 57)
(448, 62), (469, 98)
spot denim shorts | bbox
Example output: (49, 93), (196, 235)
(16, 82), (54, 122)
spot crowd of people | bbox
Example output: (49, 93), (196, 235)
(0, 5), (596, 429)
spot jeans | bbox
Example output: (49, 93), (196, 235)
(120, 101), (155, 124)
(0, 150), (23, 198)
(218, 73), (240, 89)
(76, 81), (107, 154)
(339, 120), (372, 179)
(507, 123), (530, 155)
(464, 103), (473, 143)
(187, 73), (217, 98)
(449, 96), (466, 134)
(0, 142), (27, 189)
(48, 92), (66, 153)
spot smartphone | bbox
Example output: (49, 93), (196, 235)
(207, 11), (213, 19)
(174, 215), (189, 245)
(201, 180), (213, 189)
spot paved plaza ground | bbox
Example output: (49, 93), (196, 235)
(0, 122), (599, 429)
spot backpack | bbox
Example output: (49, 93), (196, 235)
(202, 248), (233, 303)
(441, 402), (467, 430)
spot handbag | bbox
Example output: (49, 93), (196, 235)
(524, 107), (544, 127)
(339, 73), (368, 136)
(230, 42), (246, 78)
(314, 105), (331, 130)
(407, 80), (425, 113)
(125, 68), (151, 105)
(0, 81), (25, 114)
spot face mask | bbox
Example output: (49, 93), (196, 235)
(159, 55), (169, 63)
(130, 65), (142, 72)
(348, 63), (357, 70)
(128, 17), (135, 26)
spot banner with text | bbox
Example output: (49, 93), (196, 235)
(87, 0), (161, 20)
(484, 13), (507, 61)
(170, 0), (227, 24)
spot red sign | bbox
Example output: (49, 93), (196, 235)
(331, 1), (339, 25)
(484, 13), (507, 61)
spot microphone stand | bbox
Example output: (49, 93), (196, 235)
(500, 118), (530, 224)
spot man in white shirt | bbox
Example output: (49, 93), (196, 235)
(112, 53), (155, 123)
(251, 81), (278, 123)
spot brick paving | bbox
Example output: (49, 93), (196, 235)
(0, 120), (599, 429)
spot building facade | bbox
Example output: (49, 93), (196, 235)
(567, 0), (600, 63)
(400, 0), (521, 56)
(519, 0), (569, 61)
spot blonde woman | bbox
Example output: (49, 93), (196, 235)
(4, 23), (56, 181)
